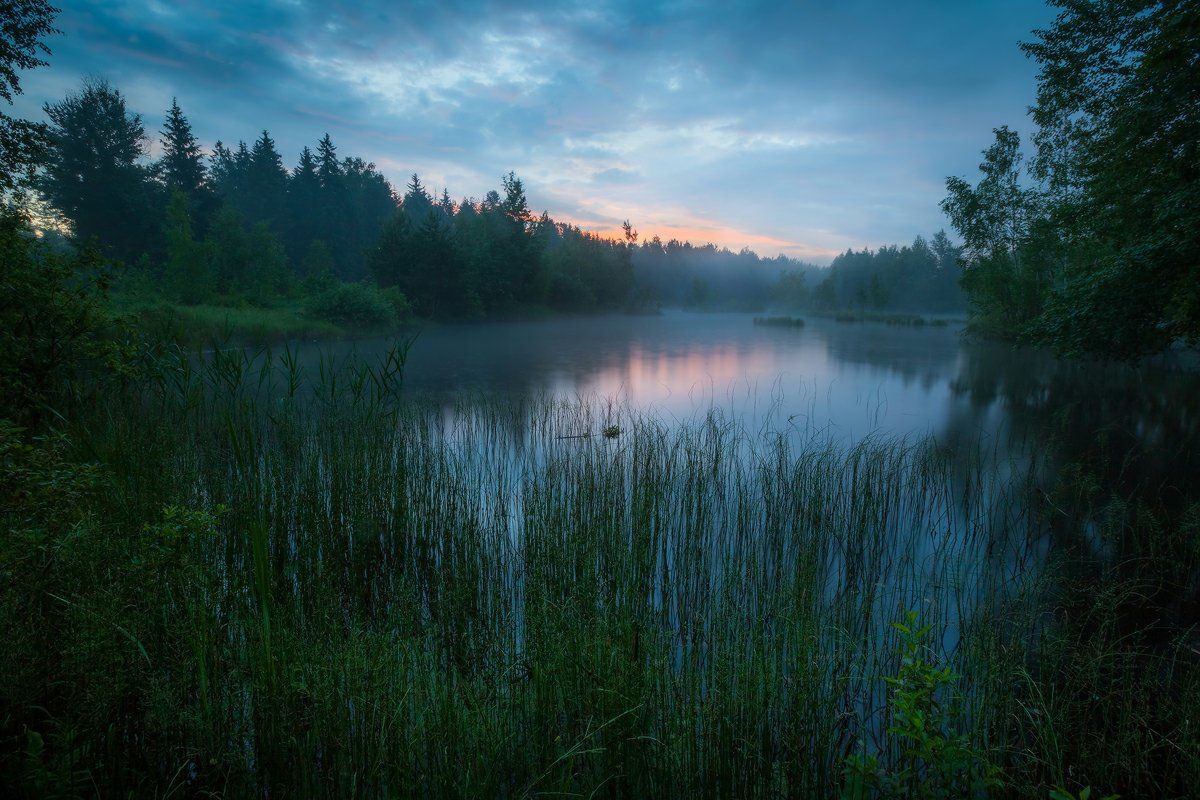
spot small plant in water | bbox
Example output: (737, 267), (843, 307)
(842, 611), (998, 799)
(602, 424), (621, 439)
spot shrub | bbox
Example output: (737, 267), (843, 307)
(302, 282), (399, 329)
(379, 285), (413, 322)
(842, 612), (998, 799)
(0, 211), (119, 426)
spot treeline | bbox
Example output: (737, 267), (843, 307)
(31, 77), (968, 323)
(773, 232), (965, 312)
(942, 1), (1198, 358)
(632, 238), (823, 311)
(367, 174), (641, 317)
(37, 79), (396, 308)
(31, 78), (836, 320)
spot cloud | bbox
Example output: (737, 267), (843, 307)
(18, 0), (1055, 263)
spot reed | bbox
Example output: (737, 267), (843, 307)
(1, 344), (1195, 797)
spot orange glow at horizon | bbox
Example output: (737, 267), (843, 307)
(553, 214), (843, 263)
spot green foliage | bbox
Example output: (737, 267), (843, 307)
(773, 269), (809, 309)
(0, 209), (115, 425)
(39, 77), (160, 264)
(948, 2), (1200, 357)
(141, 302), (341, 345)
(0, 347), (1195, 795)
(1049, 787), (1118, 800)
(32, 75), (859, 323)
(157, 97), (208, 212)
(299, 237), (334, 291)
(843, 612), (997, 799)
(378, 284), (412, 321)
(242, 220), (289, 304)
(302, 280), (403, 329)
(163, 189), (210, 304)
(942, 127), (1056, 337)
(795, 233), (963, 314)
(685, 276), (711, 308)
(0, 0), (57, 200)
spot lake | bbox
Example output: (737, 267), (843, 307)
(322, 311), (1199, 473)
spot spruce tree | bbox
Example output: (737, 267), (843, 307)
(208, 141), (236, 195)
(286, 145), (321, 264)
(245, 129), (287, 229)
(316, 133), (341, 186)
(315, 133), (346, 265)
(402, 174), (432, 223)
(159, 98), (206, 202)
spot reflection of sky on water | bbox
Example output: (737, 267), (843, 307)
(327, 311), (989, 450)
(288, 311), (1200, 681)
(308, 307), (1200, 511)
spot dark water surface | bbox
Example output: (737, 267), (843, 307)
(282, 311), (1200, 667)
(325, 311), (1199, 465)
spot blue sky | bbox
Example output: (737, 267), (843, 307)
(12, 0), (1054, 263)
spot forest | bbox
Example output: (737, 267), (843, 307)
(2, 1), (1199, 798)
(24, 75), (972, 333)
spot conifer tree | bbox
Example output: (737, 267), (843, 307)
(402, 173), (432, 223)
(208, 141), (235, 195)
(159, 98), (206, 202)
(163, 189), (209, 303)
(244, 129), (287, 229)
(286, 145), (321, 263)
(316, 133), (341, 186)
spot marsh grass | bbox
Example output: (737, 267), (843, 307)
(2, 344), (1197, 797)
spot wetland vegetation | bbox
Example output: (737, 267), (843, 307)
(2, 0), (1198, 797)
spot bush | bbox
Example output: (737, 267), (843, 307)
(0, 211), (118, 426)
(379, 285), (413, 322)
(842, 612), (998, 799)
(302, 282), (402, 329)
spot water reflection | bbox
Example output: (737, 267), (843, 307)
(346, 311), (1198, 462)
(294, 310), (1199, 649)
(338, 312), (970, 445)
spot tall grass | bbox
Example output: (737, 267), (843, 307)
(2, 344), (1196, 797)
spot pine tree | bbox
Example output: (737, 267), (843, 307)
(316, 133), (341, 187)
(402, 174), (432, 223)
(208, 142), (234, 194)
(245, 129), (288, 229)
(314, 133), (346, 265)
(286, 145), (321, 264)
(437, 188), (454, 220)
(501, 171), (531, 224)
(159, 98), (207, 202)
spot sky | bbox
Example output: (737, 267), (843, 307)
(11, 0), (1055, 264)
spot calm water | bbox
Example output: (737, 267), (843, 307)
(302, 312), (1200, 652)
(328, 311), (1199, 468)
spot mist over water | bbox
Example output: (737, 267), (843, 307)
(321, 311), (1199, 463)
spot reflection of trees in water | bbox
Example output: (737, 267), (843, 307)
(944, 340), (1200, 628)
(948, 341), (1200, 495)
(815, 323), (961, 391)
